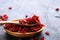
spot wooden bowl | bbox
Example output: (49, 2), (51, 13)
(3, 19), (44, 37)
(4, 25), (44, 37)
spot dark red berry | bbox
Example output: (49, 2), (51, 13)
(55, 8), (59, 11)
(40, 36), (44, 40)
(25, 15), (28, 18)
(45, 31), (49, 35)
(9, 7), (12, 10)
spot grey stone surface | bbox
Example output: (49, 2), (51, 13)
(0, 0), (60, 40)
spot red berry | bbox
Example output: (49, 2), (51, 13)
(45, 31), (49, 35)
(40, 36), (44, 40)
(55, 8), (59, 11)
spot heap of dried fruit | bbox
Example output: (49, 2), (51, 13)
(0, 14), (8, 21)
(4, 15), (44, 33)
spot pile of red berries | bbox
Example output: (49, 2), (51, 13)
(4, 15), (44, 33)
(0, 14), (8, 21)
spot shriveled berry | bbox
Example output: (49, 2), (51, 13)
(55, 8), (59, 11)
(45, 31), (49, 35)
(8, 7), (12, 10)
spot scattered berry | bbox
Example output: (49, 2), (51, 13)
(55, 8), (59, 11)
(45, 31), (49, 35)
(9, 6), (12, 10)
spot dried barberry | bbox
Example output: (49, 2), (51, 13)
(45, 31), (49, 35)
(55, 8), (59, 11)
(8, 6), (12, 10)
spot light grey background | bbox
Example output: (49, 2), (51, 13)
(0, 0), (60, 40)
